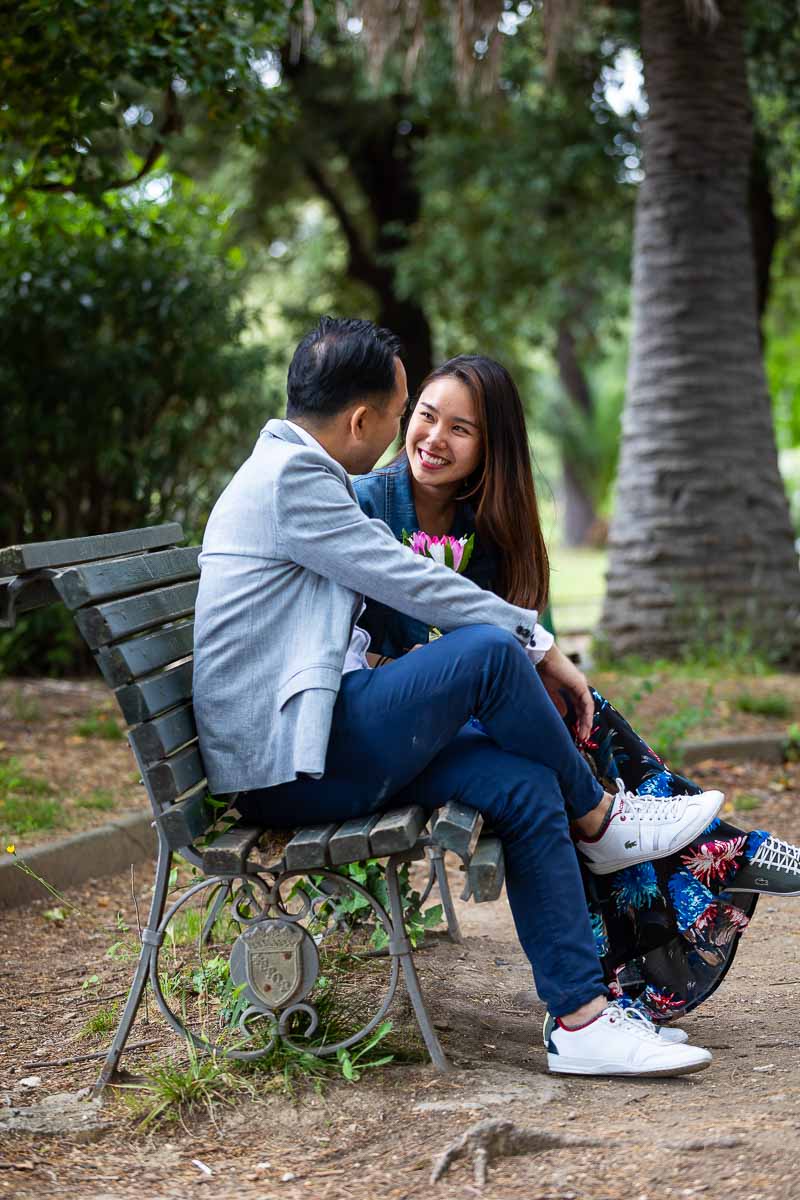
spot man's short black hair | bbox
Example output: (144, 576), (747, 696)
(286, 316), (403, 421)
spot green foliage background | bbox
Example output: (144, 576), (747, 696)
(1, 0), (799, 670)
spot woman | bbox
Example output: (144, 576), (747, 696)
(354, 354), (800, 1023)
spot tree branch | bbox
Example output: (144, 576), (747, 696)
(301, 156), (389, 293)
(32, 84), (182, 195)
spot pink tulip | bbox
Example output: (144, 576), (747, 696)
(402, 530), (475, 575)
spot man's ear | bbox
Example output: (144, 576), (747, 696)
(349, 404), (370, 440)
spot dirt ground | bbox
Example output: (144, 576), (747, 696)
(2, 747), (800, 1200)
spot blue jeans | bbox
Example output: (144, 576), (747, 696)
(238, 625), (608, 1017)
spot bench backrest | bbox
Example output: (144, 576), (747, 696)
(3, 525), (213, 854)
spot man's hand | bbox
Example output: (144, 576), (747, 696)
(536, 643), (594, 742)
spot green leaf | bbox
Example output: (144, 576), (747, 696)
(457, 534), (475, 574)
(421, 904), (443, 928)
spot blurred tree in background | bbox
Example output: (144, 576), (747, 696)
(3, 0), (800, 671)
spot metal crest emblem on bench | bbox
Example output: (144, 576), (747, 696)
(229, 918), (319, 1011)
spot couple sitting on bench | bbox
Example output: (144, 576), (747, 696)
(194, 316), (800, 1078)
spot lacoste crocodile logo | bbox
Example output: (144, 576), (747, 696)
(625, 840), (637, 849)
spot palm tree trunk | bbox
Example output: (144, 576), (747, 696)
(600, 0), (800, 661)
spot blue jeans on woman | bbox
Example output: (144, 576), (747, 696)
(237, 625), (608, 1017)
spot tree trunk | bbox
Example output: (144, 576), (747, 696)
(600, 0), (800, 662)
(749, 130), (778, 333)
(562, 459), (598, 547)
(556, 318), (599, 546)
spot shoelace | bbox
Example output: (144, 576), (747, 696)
(603, 999), (661, 1040)
(750, 835), (800, 877)
(613, 778), (687, 824)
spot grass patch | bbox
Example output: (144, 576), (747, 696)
(0, 757), (60, 838)
(124, 1043), (257, 1129)
(126, 1015), (397, 1130)
(733, 793), (763, 813)
(75, 710), (125, 740)
(642, 688), (716, 766)
(80, 1002), (119, 1038)
(549, 546), (607, 635)
(735, 692), (793, 719)
(75, 788), (116, 812)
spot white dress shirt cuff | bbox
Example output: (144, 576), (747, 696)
(525, 623), (555, 665)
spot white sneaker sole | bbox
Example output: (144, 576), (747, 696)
(547, 1053), (711, 1077)
(585, 792), (725, 875)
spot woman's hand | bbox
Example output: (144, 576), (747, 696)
(536, 643), (594, 742)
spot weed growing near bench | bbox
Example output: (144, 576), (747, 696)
(320, 859), (443, 950)
(80, 1001), (120, 1038)
(3, 843), (82, 912)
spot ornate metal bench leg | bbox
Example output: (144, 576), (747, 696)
(428, 846), (463, 945)
(200, 880), (232, 946)
(92, 834), (173, 1096)
(385, 855), (451, 1073)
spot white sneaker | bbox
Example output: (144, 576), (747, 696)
(612, 995), (690, 1044)
(576, 780), (724, 876)
(658, 1024), (690, 1045)
(545, 1002), (711, 1077)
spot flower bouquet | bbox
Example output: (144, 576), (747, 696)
(402, 530), (475, 638)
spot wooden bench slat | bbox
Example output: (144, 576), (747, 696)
(0, 524), (184, 575)
(285, 824), (338, 870)
(75, 580), (198, 648)
(155, 785), (217, 850)
(328, 815), (380, 865)
(115, 661), (194, 724)
(95, 622), (194, 688)
(202, 824), (262, 875)
(54, 547), (199, 610)
(145, 744), (205, 806)
(468, 836), (505, 903)
(0, 574), (61, 628)
(432, 801), (483, 861)
(369, 806), (426, 856)
(128, 704), (197, 767)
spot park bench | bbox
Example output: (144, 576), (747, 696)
(0, 523), (506, 1092)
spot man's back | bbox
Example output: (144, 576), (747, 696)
(194, 421), (360, 794)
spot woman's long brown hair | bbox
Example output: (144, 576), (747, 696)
(410, 355), (550, 612)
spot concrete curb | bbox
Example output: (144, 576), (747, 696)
(681, 732), (788, 767)
(0, 810), (156, 909)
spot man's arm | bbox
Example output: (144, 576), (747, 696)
(273, 449), (548, 649)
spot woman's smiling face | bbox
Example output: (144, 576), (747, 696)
(405, 376), (483, 492)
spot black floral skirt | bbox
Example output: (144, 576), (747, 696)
(571, 689), (762, 1021)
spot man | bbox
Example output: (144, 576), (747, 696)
(194, 316), (723, 1076)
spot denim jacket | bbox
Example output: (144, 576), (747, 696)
(352, 454), (555, 658)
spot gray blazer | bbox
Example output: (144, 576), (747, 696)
(193, 419), (542, 794)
